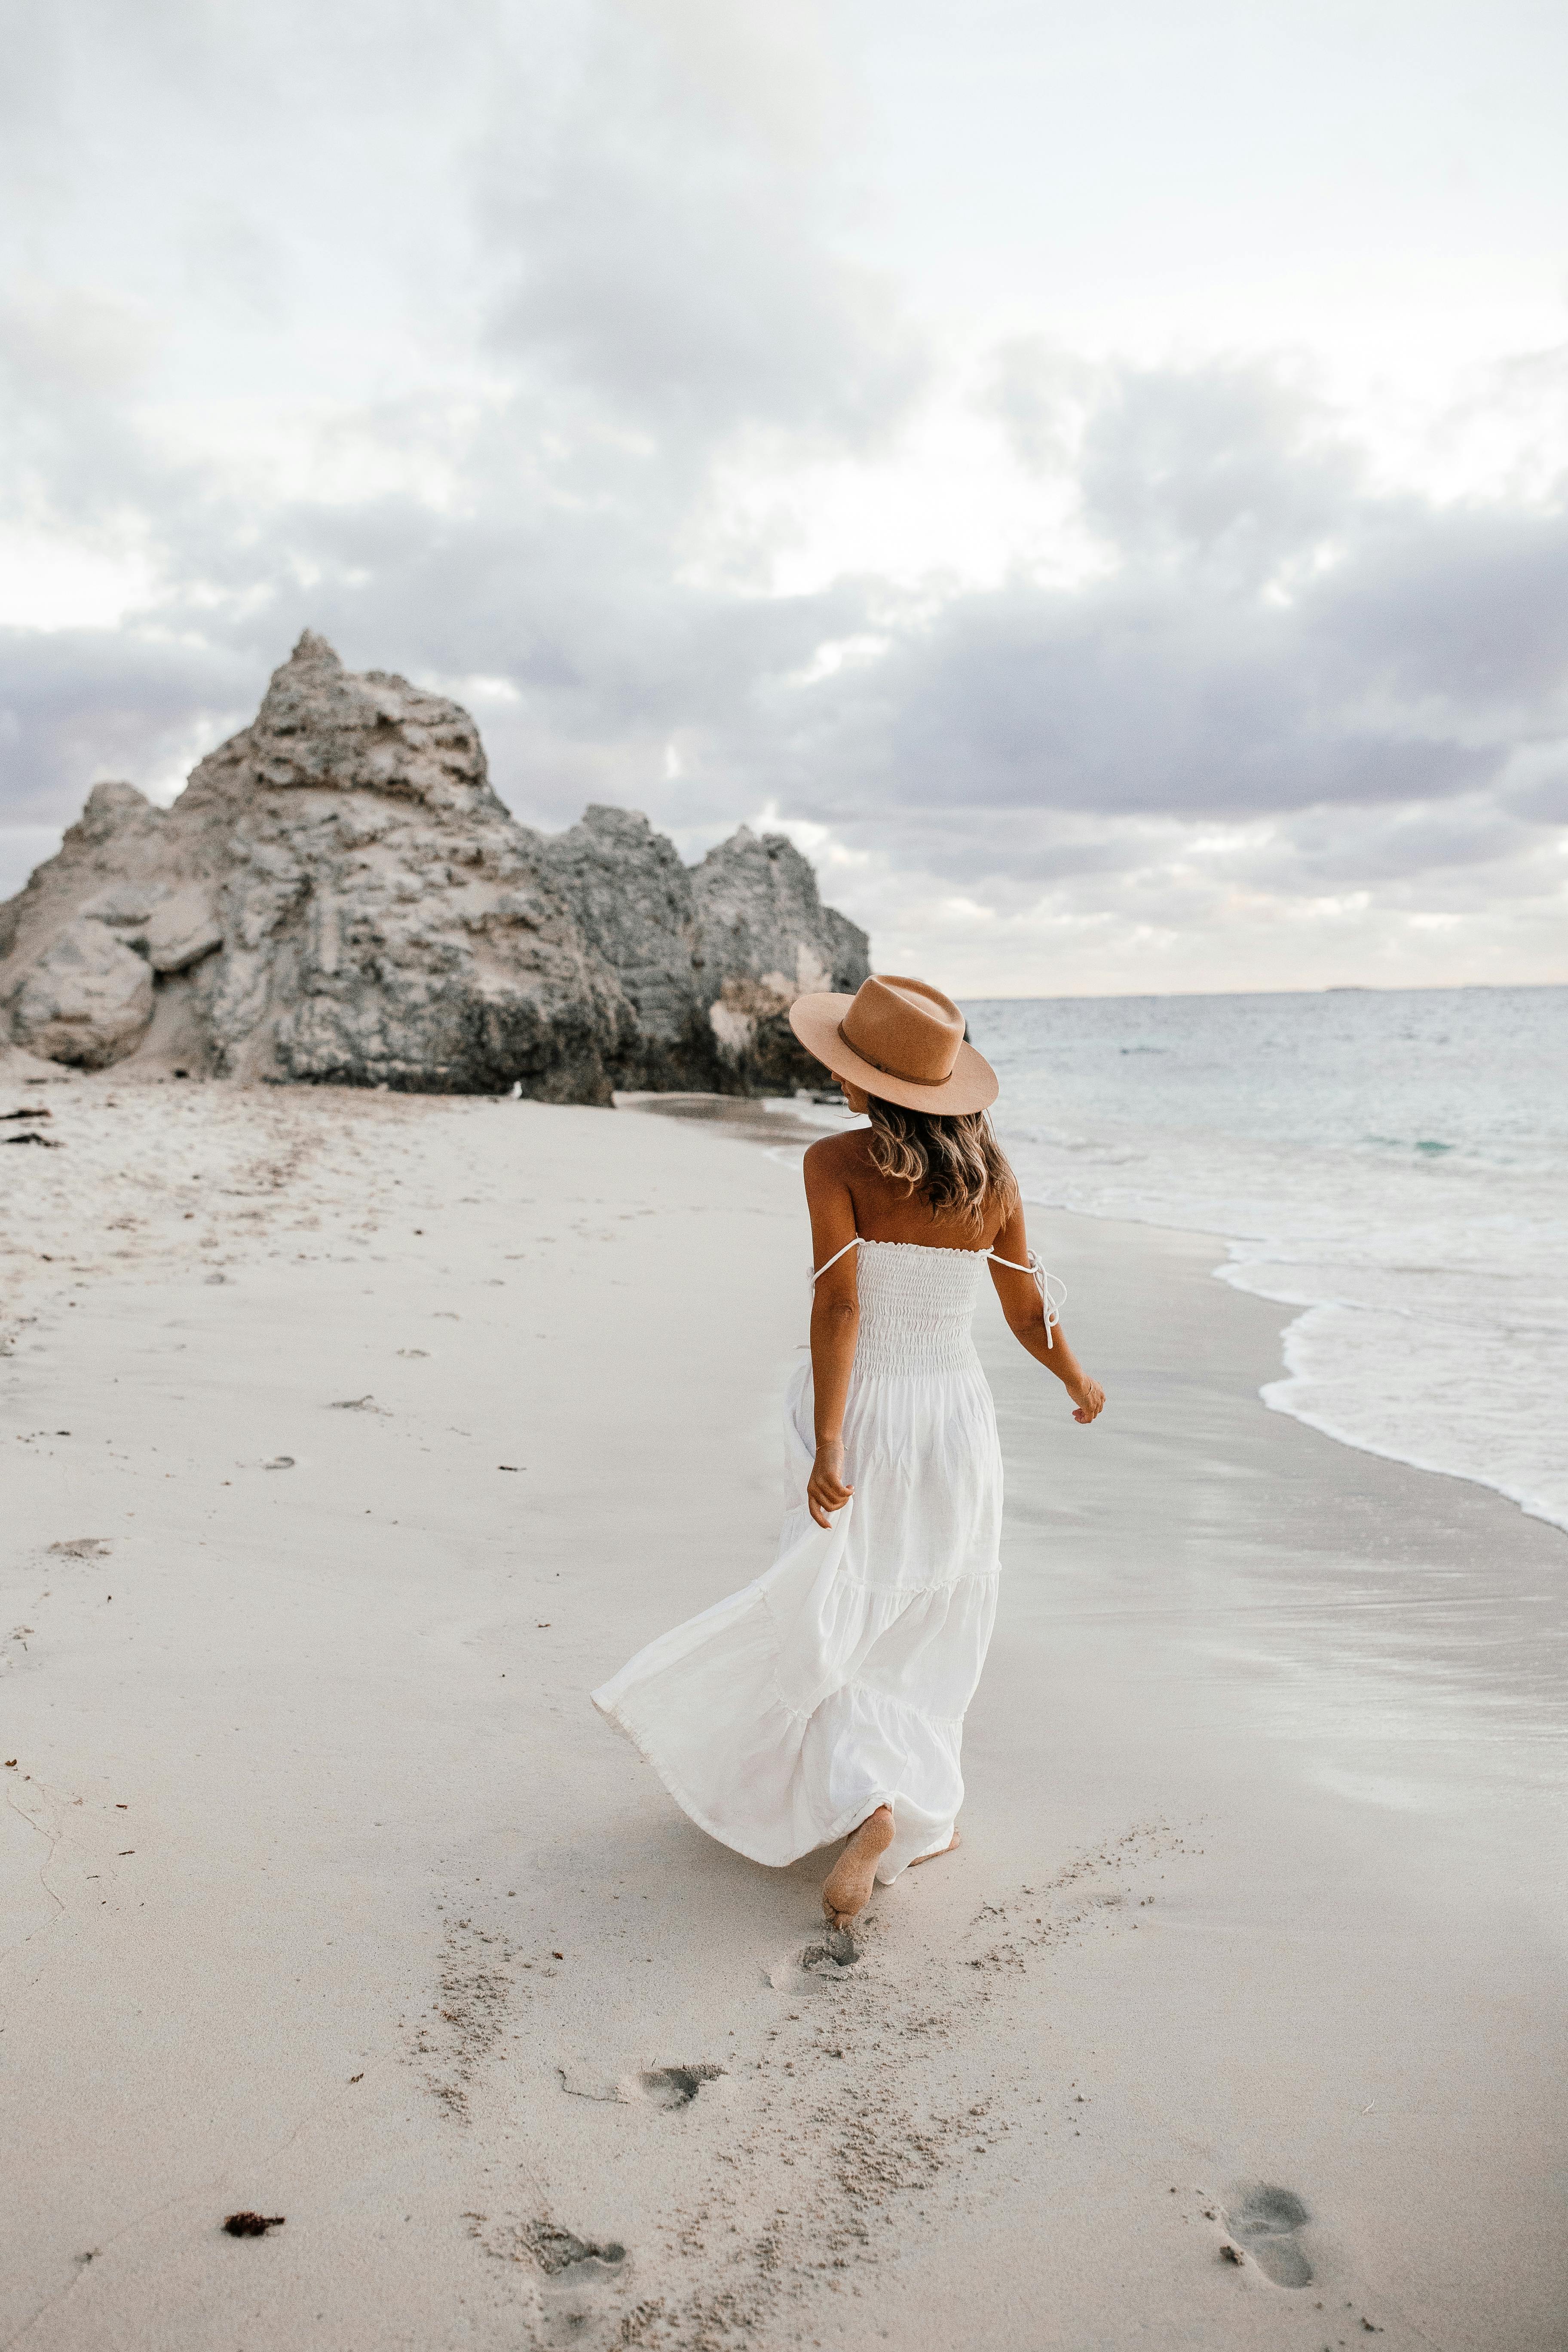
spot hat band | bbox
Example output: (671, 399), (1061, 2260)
(837, 1018), (952, 1089)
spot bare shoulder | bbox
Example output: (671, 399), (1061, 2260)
(803, 1129), (868, 1184)
(987, 1179), (1028, 1253)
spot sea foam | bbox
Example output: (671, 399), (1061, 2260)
(973, 986), (1568, 1536)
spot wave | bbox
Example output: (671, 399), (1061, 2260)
(974, 986), (1568, 1546)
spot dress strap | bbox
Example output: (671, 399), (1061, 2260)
(809, 1236), (861, 1285)
(986, 1248), (1066, 1349)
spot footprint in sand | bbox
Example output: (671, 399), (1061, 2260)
(765, 1930), (860, 1991)
(639, 2064), (724, 2110)
(524, 2221), (625, 2278)
(800, 1927), (861, 1975)
(1225, 2185), (1313, 2286)
(520, 2223), (631, 2352)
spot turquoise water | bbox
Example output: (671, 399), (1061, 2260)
(967, 987), (1568, 1534)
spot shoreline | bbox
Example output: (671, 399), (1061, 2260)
(629, 1089), (1568, 1543)
(2, 1078), (1565, 2348)
(968, 985), (1568, 1546)
(1254, 1283), (1568, 1536)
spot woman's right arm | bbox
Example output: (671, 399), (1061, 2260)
(803, 1141), (861, 1526)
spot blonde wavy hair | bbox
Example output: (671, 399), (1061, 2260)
(865, 1097), (1018, 1233)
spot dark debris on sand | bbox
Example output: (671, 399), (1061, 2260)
(222, 2212), (286, 2237)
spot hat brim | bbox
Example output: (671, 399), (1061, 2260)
(788, 993), (999, 1115)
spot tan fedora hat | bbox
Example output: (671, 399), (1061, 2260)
(788, 974), (998, 1115)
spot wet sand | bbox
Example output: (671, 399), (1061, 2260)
(2, 1071), (1564, 2349)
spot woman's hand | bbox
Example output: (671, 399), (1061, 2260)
(808, 1440), (854, 1528)
(1067, 1373), (1105, 1425)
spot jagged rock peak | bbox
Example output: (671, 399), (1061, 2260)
(187, 630), (501, 812)
(690, 824), (870, 1089)
(79, 779), (161, 837)
(694, 822), (867, 998)
(539, 805), (708, 1084)
(289, 628), (343, 668)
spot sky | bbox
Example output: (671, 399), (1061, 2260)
(3, 0), (1567, 995)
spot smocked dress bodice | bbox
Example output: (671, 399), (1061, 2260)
(811, 1234), (1063, 1380)
(851, 1240), (987, 1377)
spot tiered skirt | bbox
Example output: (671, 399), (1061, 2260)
(592, 1348), (1003, 1883)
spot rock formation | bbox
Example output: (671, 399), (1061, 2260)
(539, 806), (869, 1094)
(539, 805), (712, 1093)
(694, 826), (870, 1092)
(0, 634), (870, 1099)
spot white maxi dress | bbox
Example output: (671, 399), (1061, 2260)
(592, 1237), (1060, 1884)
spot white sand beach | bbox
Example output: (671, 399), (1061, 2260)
(3, 1070), (1565, 2350)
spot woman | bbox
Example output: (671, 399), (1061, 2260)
(593, 974), (1105, 1929)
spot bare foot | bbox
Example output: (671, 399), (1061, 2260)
(907, 1829), (961, 1868)
(821, 1805), (895, 1927)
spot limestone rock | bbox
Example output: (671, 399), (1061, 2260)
(172, 637), (628, 1096)
(539, 805), (718, 1090)
(0, 784), (167, 971)
(0, 793), (176, 1069)
(10, 916), (155, 1068)
(0, 634), (630, 1097)
(692, 827), (870, 1090)
(0, 633), (870, 1099)
(540, 806), (871, 1094)
(146, 887), (225, 974)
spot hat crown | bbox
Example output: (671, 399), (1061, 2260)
(839, 974), (965, 1088)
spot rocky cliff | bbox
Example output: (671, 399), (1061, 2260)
(538, 805), (868, 1093)
(693, 825), (870, 1092)
(0, 634), (869, 1099)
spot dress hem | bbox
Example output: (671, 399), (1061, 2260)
(591, 1685), (910, 1872)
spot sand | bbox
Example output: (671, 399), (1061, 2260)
(2, 1068), (1565, 2351)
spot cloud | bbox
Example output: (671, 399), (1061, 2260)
(717, 353), (1568, 849)
(482, 5), (925, 456)
(996, 343), (1362, 584)
(0, 625), (254, 820)
(0, 0), (1564, 992)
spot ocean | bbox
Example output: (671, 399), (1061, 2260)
(966, 986), (1568, 1537)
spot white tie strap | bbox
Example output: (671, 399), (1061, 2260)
(808, 1236), (861, 1291)
(986, 1248), (1066, 1348)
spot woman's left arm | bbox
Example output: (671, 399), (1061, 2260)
(988, 1197), (1105, 1424)
(802, 1142), (861, 1526)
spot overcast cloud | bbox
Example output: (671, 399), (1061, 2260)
(1, 0), (1565, 992)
